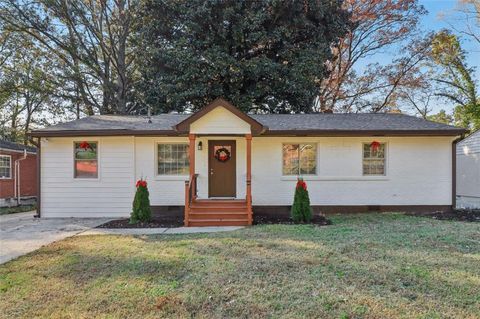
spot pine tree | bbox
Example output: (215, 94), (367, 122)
(130, 179), (152, 223)
(291, 178), (312, 223)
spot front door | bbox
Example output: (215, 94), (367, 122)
(208, 140), (236, 197)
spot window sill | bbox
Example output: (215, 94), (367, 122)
(154, 175), (190, 181)
(280, 176), (389, 181)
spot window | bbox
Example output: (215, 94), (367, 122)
(363, 143), (386, 175)
(74, 142), (98, 178)
(282, 144), (317, 175)
(157, 144), (189, 175)
(0, 155), (11, 179)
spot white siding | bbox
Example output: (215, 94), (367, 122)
(41, 137), (135, 217)
(456, 130), (480, 204)
(135, 137), (188, 206)
(40, 135), (455, 217)
(190, 106), (251, 134)
(251, 136), (454, 206)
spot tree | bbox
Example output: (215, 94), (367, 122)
(134, 0), (350, 114)
(291, 179), (312, 223)
(430, 31), (479, 129)
(0, 33), (56, 143)
(0, 0), (137, 115)
(316, 0), (427, 113)
(130, 179), (151, 223)
(427, 109), (453, 125)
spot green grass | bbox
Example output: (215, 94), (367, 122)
(1, 213), (479, 318)
(0, 205), (36, 215)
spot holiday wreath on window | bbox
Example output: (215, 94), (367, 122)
(214, 147), (231, 162)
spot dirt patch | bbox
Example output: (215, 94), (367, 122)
(97, 218), (183, 228)
(254, 214), (331, 226)
(406, 209), (480, 222)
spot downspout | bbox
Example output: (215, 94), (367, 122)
(31, 138), (41, 218)
(452, 134), (466, 211)
(15, 149), (27, 206)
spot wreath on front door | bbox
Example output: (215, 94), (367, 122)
(215, 147), (231, 162)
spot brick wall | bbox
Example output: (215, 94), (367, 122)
(0, 150), (37, 199)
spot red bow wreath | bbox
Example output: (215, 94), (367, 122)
(79, 141), (91, 150)
(296, 179), (307, 190)
(136, 179), (147, 188)
(370, 141), (381, 153)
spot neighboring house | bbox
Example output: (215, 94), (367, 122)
(0, 139), (37, 207)
(456, 130), (480, 209)
(30, 98), (466, 226)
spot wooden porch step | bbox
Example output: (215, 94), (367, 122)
(189, 212), (249, 219)
(188, 219), (250, 227)
(192, 199), (246, 206)
(189, 206), (247, 212)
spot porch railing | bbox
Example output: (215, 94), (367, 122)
(184, 174), (198, 226)
(246, 178), (252, 225)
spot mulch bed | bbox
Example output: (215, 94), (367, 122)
(98, 214), (332, 228)
(254, 214), (331, 226)
(97, 218), (183, 229)
(406, 209), (480, 222)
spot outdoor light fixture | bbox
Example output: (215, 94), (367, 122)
(197, 141), (203, 150)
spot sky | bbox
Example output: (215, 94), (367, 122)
(359, 0), (480, 114)
(415, 0), (479, 112)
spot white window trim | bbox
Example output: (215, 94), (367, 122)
(155, 142), (190, 180)
(73, 141), (100, 180)
(362, 142), (388, 176)
(281, 142), (318, 177)
(0, 154), (12, 179)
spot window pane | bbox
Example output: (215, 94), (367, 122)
(0, 156), (11, 178)
(157, 144), (189, 175)
(363, 143), (385, 175)
(75, 142), (97, 160)
(75, 160), (98, 178)
(283, 144), (299, 175)
(299, 144), (316, 175)
(74, 142), (98, 178)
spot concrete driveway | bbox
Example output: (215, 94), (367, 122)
(0, 212), (110, 264)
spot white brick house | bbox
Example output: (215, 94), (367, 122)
(30, 98), (466, 226)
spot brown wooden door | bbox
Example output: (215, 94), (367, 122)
(208, 140), (236, 197)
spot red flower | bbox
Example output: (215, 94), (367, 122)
(296, 179), (307, 190)
(136, 179), (147, 188)
(370, 141), (381, 153)
(219, 154), (228, 161)
(79, 141), (91, 150)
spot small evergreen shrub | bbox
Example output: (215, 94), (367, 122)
(130, 179), (152, 223)
(291, 178), (312, 223)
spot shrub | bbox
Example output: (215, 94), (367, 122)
(291, 178), (312, 223)
(130, 179), (152, 223)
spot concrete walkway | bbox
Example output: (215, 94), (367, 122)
(0, 212), (110, 264)
(0, 212), (244, 264)
(79, 226), (244, 236)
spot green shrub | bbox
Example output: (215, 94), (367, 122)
(291, 178), (312, 223)
(130, 179), (152, 223)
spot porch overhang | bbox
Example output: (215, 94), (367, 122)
(173, 98), (267, 135)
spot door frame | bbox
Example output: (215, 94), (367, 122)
(208, 140), (236, 198)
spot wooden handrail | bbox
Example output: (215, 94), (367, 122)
(184, 174), (199, 226)
(246, 179), (252, 225)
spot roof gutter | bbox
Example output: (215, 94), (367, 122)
(29, 128), (467, 138)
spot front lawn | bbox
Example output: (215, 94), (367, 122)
(1, 214), (479, 318)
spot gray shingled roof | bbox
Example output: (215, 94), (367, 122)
(31, 113), (465, 136)
(0, 139), (37, 153)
